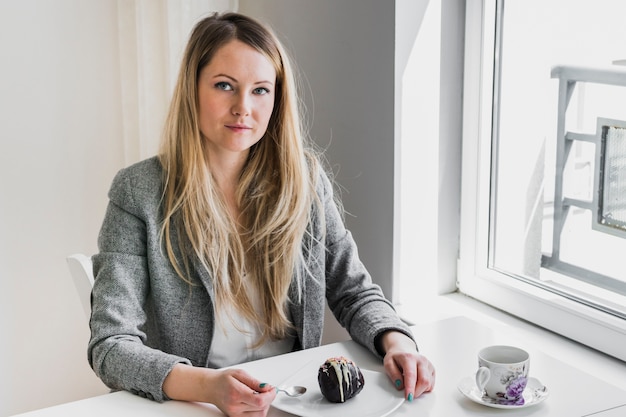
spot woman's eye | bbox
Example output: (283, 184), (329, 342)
(215, 81), (232, 91)
(253, 87), (270, 95)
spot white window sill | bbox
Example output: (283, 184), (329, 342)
(397, 292), (626, 392)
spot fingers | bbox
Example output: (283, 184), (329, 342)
(230, 368), (274, 393)
(383, 355), (405, 393)
(384, 352), (417, 401)
(217, 369), (277, 416)
(384, 352), (436, 402)
(402, 366), (418, 401)
(241, 389), (275, 410)
(414, 355), (436, 397)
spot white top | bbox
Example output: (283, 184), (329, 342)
(207, 285), (295, 368)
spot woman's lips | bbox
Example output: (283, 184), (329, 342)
(226, 124), (251, 133)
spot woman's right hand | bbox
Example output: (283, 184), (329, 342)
(207, 368), (277, 416)
(163, 364), (276, 416)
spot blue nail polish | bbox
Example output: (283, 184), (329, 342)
(408, 393), (414, 402)
(395, 379), (402, 388)
(259, 383), (267, 388)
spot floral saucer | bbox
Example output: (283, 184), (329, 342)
(457, 376), (549, 409)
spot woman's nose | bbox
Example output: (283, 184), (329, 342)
(232, 94), (250, 116)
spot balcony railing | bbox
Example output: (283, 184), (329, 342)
(542, 65), (626, 295)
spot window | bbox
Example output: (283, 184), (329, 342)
(458, 0), (626, 361)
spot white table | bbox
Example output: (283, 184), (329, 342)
(12, 316), (626, 416)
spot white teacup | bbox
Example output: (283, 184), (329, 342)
(475, 345), (529, 402)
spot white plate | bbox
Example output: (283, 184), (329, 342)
(272, 361), (404, 417)
(457, 376), (549, 409)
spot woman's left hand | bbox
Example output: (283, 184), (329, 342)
(380, 331), (436, 402)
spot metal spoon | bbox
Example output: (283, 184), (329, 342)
(276, 385), (307, 397)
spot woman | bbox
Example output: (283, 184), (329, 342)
(88, 12), (434, 417)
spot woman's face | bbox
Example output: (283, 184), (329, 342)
(197, 39), (276, 162)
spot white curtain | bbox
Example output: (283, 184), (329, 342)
(116, 0), (238, 164)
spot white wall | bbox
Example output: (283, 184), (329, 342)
(395, 0), (464, 305)
(0, 2), (123, 415)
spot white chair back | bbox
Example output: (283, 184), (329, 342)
(66, 253), (94, 319)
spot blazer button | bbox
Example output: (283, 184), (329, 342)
(146, 393), (154, 400)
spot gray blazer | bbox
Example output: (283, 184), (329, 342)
(88, 157), (414, 402)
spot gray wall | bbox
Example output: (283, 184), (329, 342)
(239, 0), (397, 298)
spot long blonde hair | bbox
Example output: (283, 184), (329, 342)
(159, 12), (321, 344)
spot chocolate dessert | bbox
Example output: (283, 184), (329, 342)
(317, 356), (365, 403)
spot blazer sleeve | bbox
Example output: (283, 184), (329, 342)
(88, 166), (191, 402)
(318, 171), (417, 357)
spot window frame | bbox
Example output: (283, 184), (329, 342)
(457, 0), (626, 362)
